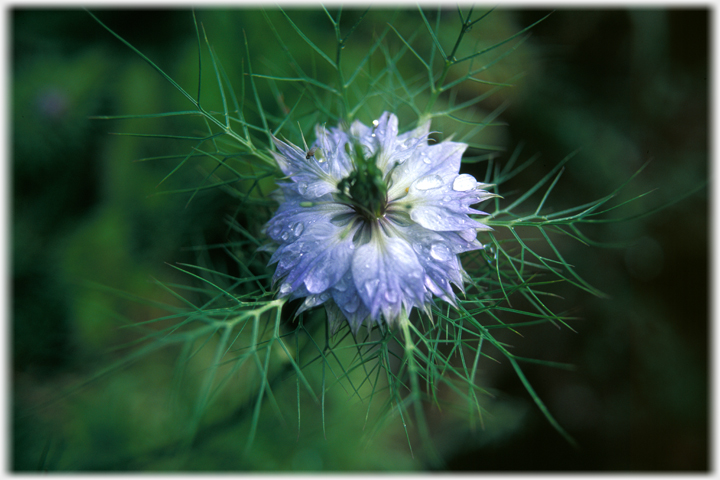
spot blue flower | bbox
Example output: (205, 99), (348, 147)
(264, 112), (495, 333)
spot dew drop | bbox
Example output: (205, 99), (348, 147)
(364, 278), (380, 298)
(281, 231), (290, 241)
(414, 174), (443, 191)
(452, 174), (477, 192)
(279, 283), (293, 296)
(430, 243), (452, 262)
(385, 289), (398, 303)
(372, 119), (380, 128)
(345, 294), (360, 313)
(298, 182), (308, 194)
(293, 222), (304, 236)
(304, 295), (322, 309)
(420, 152), (431, 164)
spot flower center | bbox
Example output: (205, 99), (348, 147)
(337, 142), (388, 221)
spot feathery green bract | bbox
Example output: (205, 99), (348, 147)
(78, 8), (662, 467)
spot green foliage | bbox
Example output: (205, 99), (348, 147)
(15, 7), (701, 471)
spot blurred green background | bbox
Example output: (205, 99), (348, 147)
(12, 8), (708, 471)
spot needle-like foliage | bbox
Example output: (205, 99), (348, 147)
(76, 7), (671, 468)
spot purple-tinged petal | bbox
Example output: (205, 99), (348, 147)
(351, 235), (425, 324)
(399, 224), (477, 302)
(314, 125), (354, 180)
(272, 136), (339, 198)
(329, 271), (371, 334)
(374, 112), (400, 172)
(409, 204), (486, 231)
(387, 141), (467, 199)
(271, 220), (356, 296)
(264, 197), (351, 244)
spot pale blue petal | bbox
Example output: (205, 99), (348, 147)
(271, 220), (356, 296)
(264, 196), (351, 244)
(387, 141), (467, 199)
(272, 136), (339, 198)
(330, 271), (371, 333)
(352, 235), (425, 324)
(409, 204), (486, 231)
(314, 125), (354, 180)
(374, 112), (400, 172)
(303, 237), (355, 294)
(397, 173), (493, 232)
(400, 224), (477, 303)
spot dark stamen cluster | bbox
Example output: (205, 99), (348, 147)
(337, 143), (388, 221)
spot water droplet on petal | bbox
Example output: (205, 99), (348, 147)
(298, 183), (308, 194)
(372, 119), (380, 128)
(385, 289), (397, 303)
(414, 174), (443, 191)
(420, 151), (431, 164)
(345, 294), (360, 313)
(443, 195), (451, 202)
(452, 174), (477, 192)
(293, 222), (304, 236)
(430, 243), (452, 262)
(364, 278), (380, 298)
(281, 231), (290, 241)
(279, 283), (293, 296)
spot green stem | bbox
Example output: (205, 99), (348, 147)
(420, 60), (452, 124)
(419, 8), (484, 125)
(331, 11), (352, 124)
(400, 318), (442, 466)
